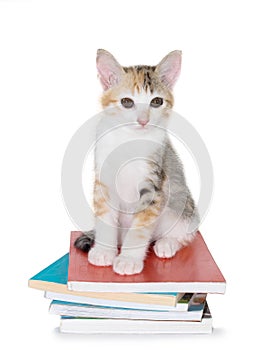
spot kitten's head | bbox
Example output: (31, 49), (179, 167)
(96, 49), (181, 130)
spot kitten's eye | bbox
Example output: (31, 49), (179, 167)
(121, 98), (134, 109)
(150, 97), (163, 108)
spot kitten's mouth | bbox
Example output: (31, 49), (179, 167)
(133, 124), (150, 130)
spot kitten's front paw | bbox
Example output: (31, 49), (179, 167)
(88, 246), (117, 266)
(113, 255), (144, 275)
(153, 238), (182, 258)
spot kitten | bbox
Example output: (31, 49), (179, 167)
(75, 49), (199, 275)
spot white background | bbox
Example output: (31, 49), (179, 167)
(1, 0), (276, 348)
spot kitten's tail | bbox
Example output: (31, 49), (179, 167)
(74, 230), (95, 253)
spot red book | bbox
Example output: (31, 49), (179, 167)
(68, 231), (226, 293)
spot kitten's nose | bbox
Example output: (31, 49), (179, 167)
(137, 118), (149, 126)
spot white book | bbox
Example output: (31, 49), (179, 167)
(59, 303), (212, 334)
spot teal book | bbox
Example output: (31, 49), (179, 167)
(30, 253), (69, 286)
(28, 254), (185, 310)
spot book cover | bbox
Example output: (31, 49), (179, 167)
(68, 231), (226, 293)
(28, 253), (183, 308)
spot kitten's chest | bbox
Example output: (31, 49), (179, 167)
(116, 158), (149, 205)
(95, 127), (157, 205)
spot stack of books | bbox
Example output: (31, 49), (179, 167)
(28, 231), (226, 334)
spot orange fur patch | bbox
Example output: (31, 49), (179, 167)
(133, 208), (158, 228)
(93, 178), (109, 216)
(94, 197), (109, 216)
(137, 233), (146, 239)
(101, 91), (118, 108)
(133, 195), (162, 228)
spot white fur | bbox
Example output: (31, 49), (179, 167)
(90, 51), (191, 274)
(95, 112), (166, 212)
(91, 115), (194, 275)
(91, 91), (169, 275)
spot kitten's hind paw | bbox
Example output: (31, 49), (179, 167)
(113, 255), (144, 275)
(153, 238), (182, 258)
(88, 246), (117, 266)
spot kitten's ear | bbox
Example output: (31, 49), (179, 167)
(156, 50), (182, 89)
(96, 49), (124, 90)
